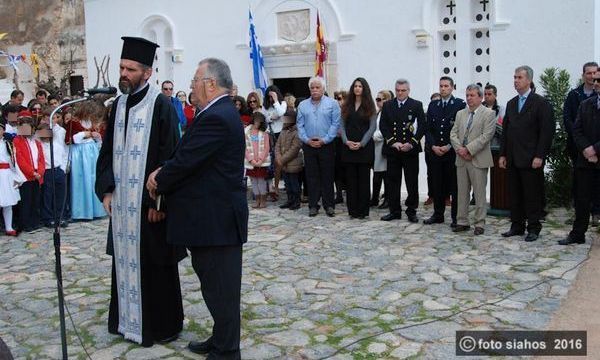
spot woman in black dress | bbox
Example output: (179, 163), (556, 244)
(340, 78), (376, 219)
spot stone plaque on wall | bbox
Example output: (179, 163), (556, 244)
(277, 9), (310, 42)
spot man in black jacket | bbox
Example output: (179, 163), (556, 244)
(423, 76), (466, 227)
(499, 65), (554, 242)
(147, 58), (248, 360)
(379, 79), (425, 223)
(559, 71), (600, 245)
(563, 62), (599, 225)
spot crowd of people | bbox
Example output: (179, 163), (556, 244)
(1, 62), (599, 247)
(2, 33), (599, 358)
(0, 91), (111, 234)
(236, 63), (599, 247)
(0, 74), (205, 236)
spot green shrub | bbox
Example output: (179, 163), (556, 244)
(539, 68), (572, 207)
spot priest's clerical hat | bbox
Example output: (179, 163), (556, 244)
(120, 36), (160, 67)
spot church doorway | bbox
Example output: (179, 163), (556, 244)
(272, 77), (310, 99)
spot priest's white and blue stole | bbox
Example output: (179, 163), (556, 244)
(111, 86), (159, 344)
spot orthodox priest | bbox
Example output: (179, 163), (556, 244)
(95, 36), (186, 347)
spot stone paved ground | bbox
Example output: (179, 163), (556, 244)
(0, 201), (596, 359)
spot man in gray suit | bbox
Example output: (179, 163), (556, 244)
(450, 84), (496, 235)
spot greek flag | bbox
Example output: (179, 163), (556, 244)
(249, 9), (268, 95)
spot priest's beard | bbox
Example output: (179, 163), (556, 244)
(119, 76), (143, 94)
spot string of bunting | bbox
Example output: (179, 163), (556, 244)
(0, 50), (40, 74)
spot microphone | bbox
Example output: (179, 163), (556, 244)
(86, 87), (118, 96)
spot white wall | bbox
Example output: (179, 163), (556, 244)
(491, 0), (596, 103)
(85, 0), (598, 198)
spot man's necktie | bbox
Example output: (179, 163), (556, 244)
(462, 112), (474, 146)
(442, 101), (447, 109)
(518, 95), (526, 112)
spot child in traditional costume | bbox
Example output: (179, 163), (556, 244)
(13, 111), (45, 232)
(68, 100), (106, 220)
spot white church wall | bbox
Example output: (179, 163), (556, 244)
(85, 0), (599, 198)
(85, 0), (597, 100)
(490, 0), (596, 102)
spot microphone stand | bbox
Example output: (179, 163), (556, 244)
(48, 96), (91, 360)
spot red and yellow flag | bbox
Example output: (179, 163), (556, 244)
(315, 11), (327, 77)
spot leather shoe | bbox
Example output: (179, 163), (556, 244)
(380, 213), (401, 221)
(308, 207), (318, 217)
(407, 214), (419, 223)
(473, 227), (484, 235)
(423, 197), (433, 206)
(423, 216), (443, 225)
(325, 207), (335, 217)
(558, 235), (585, 245)
(501, 229), (525, 237)
(279, 201), (292, 209)
(188, 338), (215, 355)
(524, 233), (539, 242)
(450, 222), (457, 229)
(289, 202), (300, 210)
(452, 225), (470, 232)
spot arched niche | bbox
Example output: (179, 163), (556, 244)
(140, 15), (175, 87)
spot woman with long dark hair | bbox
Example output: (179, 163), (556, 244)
(340, 77), (376, 218)
(233, 95), (252, 126)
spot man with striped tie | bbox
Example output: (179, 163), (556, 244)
(450, 84), (496, 235)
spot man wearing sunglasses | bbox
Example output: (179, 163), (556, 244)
(162, 80), (187, 131)
(560, 72), (600, 245)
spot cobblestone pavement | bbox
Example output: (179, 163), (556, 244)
(0, 201), (596, 359)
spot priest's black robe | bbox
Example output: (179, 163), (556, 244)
(95, 84), (187, 347)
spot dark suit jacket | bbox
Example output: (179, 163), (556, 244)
(425, 96), (466, 162)
(563, 84), (595, 159)
(572, 95), (600, 169)
(155, 95), (249, 247)
(500, 92), (554, 169)
(379, 97), (426, 157)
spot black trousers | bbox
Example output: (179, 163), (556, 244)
(425, 151), (433, 197)
(387, 156), (419, 216)
(282, 172), (301, 202)
(303, 143), (335, 210)
(372, 171), (388, 201)
(430, 158), (457, 222)
(507, 166), (544, 234)
(19, 180), (41, 231)
(189, 245), (242, 353)
(41, 167), (67, 224)
(571, 168), (600, 240)
(344, 162), (371, 217)
(334, 138), (346, 195)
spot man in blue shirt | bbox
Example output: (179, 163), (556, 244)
(162, 80), (186, 131)
(297, 76), (341, 217)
